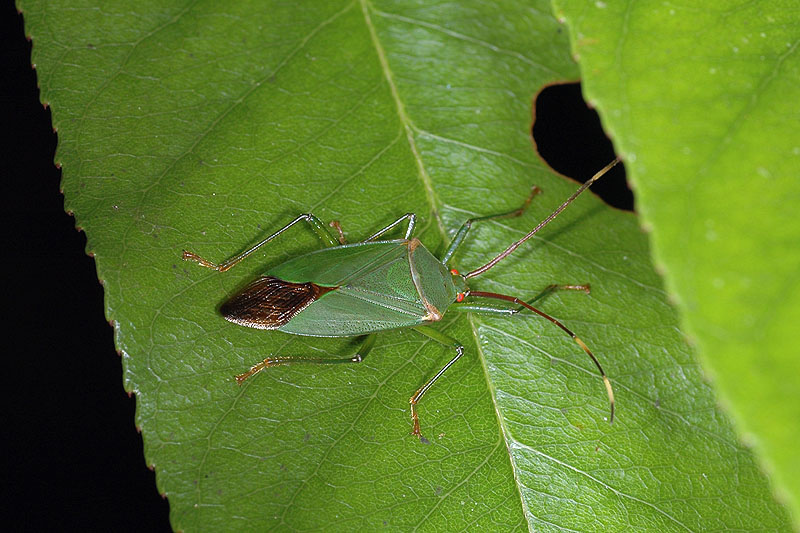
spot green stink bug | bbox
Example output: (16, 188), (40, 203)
(183, 159), (619, 438)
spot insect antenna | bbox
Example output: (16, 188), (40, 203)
(468, 290), (615, 423)
(464, 158), (620, 280)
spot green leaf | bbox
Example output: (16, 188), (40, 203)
(552, 0), (800, 522)
(20, 0), (792, 530)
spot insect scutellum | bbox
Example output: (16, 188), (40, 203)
(183, 158), (620, 438)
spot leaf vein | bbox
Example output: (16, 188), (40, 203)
(509, 440), (696, 532)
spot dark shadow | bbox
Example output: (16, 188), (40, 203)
(533, 83), (633, 212)
(5, 5), (171, 531)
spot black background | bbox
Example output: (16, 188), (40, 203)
(3, 3), (630, 531)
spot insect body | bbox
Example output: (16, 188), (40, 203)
(225, 239), (462, 336)
(183, 159), (619, 438)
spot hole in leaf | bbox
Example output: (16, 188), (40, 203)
(533, 83), (633, 211)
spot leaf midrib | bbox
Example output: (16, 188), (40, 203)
(359, 0), (447, 240)
(359, 0), (531, 528)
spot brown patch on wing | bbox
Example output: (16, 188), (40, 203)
(220, 276), (334, 330)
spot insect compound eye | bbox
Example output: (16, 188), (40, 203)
(456, 293), (465, 302)
(450, 269), (459, 275)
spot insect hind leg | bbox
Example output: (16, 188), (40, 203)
(183, 213), (341, 272)
(235, 334), (377, 384)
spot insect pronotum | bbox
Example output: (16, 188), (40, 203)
(183, 159), (620, 439)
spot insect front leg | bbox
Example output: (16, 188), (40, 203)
(235, 334), (377, 384)
(454, 286), (615, 424)
(449, 284), (590, 315)
(410, 326), (465, 441)
(441, 184), (541, 264)
(182, 213), (341, 271)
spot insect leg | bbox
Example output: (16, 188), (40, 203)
(463, 290), (615, 424)
(409, 326), (464, 439)
(182, 213), (341, 272)
(329, 220), (347, 244)
(441, 185), (541, 264)
(449, 284), (590, 315)
(364, 213), (416, 241)
(235, 333), (377, 384)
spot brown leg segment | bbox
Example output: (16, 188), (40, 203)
(329, 220), (347, 244)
